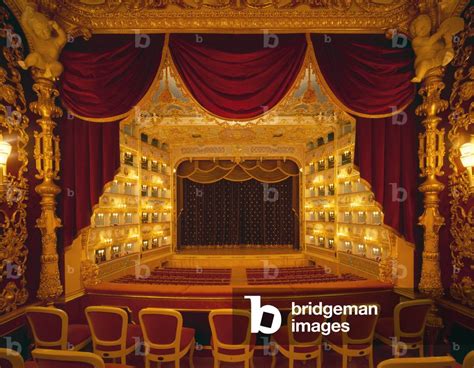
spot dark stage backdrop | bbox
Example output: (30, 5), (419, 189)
(178, 177), (298, 248)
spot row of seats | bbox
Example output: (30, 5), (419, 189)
(113, 266), (232, 285)
(246, 266), (365, 285)
(0, 299), (449, 368)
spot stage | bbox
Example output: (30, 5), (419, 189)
(170, 247), (306, 269)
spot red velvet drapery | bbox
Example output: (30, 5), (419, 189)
(169, 34), (307, 119)
(311, 34), (418, 243)
(59, 34), (165, 247)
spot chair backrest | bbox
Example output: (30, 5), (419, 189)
(463, 351), (474, 368)
(394, 299), (432, 339)
(26, 306), (68, 349)
(288, 312), (325, 349)
(139, 308), (182, 354)
(32, 348), (105, 368)
(209, 309), (252, 353)
(85, 306), (128, 350)
(341, 304), (380, 346)
(0, 348), (25, 368)
(377, 356), (456, 368)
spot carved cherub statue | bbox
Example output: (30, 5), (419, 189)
(17, 5), (67, 80)
(410, 14), (464, 83)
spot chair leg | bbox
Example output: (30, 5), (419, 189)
(419, 344), (424, 357)
(271, 353), (277, 368)
(250, 358), (254, 368)
(189, 339), (195, 368)
(174, 359), (180, 368)
(368, 349), (374, 368)
(316, 353), (322, 368)
(145, 358), (150, 368)
(244, 359), (250, 368)
(289, 358), (294, 368)
(342, 354), (348, 368)
(213, 359), (219, 368)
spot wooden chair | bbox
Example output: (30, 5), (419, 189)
(326, 304), (380, 368)
(271, 313), (324, 368)
(26, 306), (91, 351)
(138, 308), (195, 368)
(0, 348), (37, 368)
(377, 356), (456, 368)
(85, 306), (142, 364)
(209, 309), (255, 368)
(32, 348), (135, 367)
(463, 351), (474, 368)
(375, 299), (432, 357)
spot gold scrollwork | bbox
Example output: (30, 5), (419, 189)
(0, 5), (30, 314)
(447, 6), (473, 308)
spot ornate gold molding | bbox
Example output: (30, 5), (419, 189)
(447, 6), (473, 308)
(417, 65), (447, 301)
(3, 0), (469, 35)
(29, 76), (63, 303)
(0, 5), (30, 314)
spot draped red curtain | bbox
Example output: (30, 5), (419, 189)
(169, 34), (307, 119)
(59, 34), (165, 247)
(311, 34), (418, 243)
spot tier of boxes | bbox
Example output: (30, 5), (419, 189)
(86, 123), (172, 265)
(304, 121), (395, 264)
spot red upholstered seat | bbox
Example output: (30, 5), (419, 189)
(326, 331), (371, 350)
(211, 333), (256, 355)
(376, 317), (420, 343)
(273, 327), (317, 353)
(25, 362), (39, 368)
(68, 325), (91, 347)
(96, 324), (142, 351)
(149, 327), (195, 355)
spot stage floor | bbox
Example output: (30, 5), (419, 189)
(176, 247), (300, 256)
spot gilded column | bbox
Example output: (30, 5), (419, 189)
(416, 66), (447, 302)
(30, 77), (63, 303)
(18, 4), (67, 303)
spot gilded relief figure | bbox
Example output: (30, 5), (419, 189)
(410, 14), (464, 83)
(17, 5), (67, 80)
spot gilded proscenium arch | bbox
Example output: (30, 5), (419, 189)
(3, 0), (470, 37)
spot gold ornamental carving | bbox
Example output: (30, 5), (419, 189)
(30, 76), (63, 303)
(416, 65), (447, 300)
(447, 6), (473, 308)
(0, 5), (30, 314)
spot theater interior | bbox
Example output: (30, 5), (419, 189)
(0, 0), (473, 367)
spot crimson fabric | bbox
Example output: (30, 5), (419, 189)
(312, 34), (418, 243)
(311, 34), (415, 116)
(354, 104), (419, 243)
(27, 311), (63, 342)
(59, 34), (165, 247)
(179, 178), (297, 247)
(60, 34), (165, 119)
(169, 34), (306, 119)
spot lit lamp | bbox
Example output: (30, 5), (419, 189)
(460, 141), (474, 189)
(0, 135), (12, 196)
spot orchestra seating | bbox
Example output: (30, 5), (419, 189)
(112, 267), (232, 285)
(246, 265), (365, 285)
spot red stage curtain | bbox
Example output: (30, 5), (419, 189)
(311, 34), (418, 243)
(169, 34), (307, 119)
(179, 178), (297, 248)
(59, 34), (165, 247)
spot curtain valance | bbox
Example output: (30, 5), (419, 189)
(177, 160), (300, 184)
(168, 34), (307, 119)
(59, 34), (166, 247)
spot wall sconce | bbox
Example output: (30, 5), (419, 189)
(0, 134), (12, 198)
(460, 140), (474, 189)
